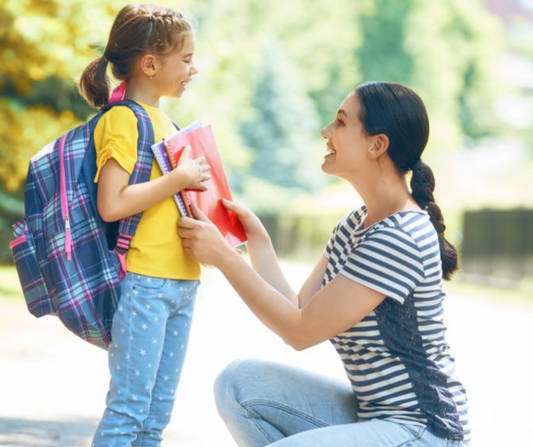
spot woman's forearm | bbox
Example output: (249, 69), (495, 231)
(218, 249), (305, 347)
(246, 238), (299, 306)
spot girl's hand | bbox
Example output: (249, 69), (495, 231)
(173, 146), (211, 191)
(222, 199), (270, 245)
(178, 202), (236, 266)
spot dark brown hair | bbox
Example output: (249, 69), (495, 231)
(356, 81), (459, 280)
(79, 4), (192, 108)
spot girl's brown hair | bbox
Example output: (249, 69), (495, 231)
(79, 4), (192, 108)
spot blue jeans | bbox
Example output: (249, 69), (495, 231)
(93, 273), (198, 447)
(214, 359), (469, 447)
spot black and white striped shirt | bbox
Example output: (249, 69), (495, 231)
(323, 206), (470, 441)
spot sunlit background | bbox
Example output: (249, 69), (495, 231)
(1, 0), (532, 446)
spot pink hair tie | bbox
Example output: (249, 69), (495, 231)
(109, 82), (126, 103)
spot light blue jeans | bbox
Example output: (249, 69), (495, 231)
(214, 359), (470, 447)
(93, 273), (198, 447)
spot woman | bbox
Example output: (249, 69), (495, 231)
(178, 82), (470, 446)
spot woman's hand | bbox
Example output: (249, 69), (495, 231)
(173, 146), (211, 191)
(222, 199), (270, 246)
(178, 202), (237, 267)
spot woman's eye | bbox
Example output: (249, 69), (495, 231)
(336, 119), (344, 126)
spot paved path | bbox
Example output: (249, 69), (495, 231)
(1, 263), (533, 446)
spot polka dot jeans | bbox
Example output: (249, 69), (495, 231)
(93, 273), (198, 447)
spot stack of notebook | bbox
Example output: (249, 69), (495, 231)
(151, 122), (247, 248)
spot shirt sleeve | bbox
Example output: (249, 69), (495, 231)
(340, 226), (425, 304)
(93, 106), (139, 183)
(324, 208), (365, 260)
(323, 220), (342, 260)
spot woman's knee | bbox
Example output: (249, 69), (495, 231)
(214, 360), (240, 400)
(214, 359), (270, 415)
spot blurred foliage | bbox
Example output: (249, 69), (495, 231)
(0, 0), (503, 192)
(238, 42), (325, 209)
(0, 0), (509, 262)
(0, 265), (25, 299)
(356, 0), (504, 152)
(0, 0), (116, 193)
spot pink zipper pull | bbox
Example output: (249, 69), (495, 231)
(116, 251), (127, 280)
(65, 215), (72, 260)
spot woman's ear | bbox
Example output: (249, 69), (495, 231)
(369, 134), (390, 159)
(138, 53), (158, 78)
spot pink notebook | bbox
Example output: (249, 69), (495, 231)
(152, 124), (247, 248)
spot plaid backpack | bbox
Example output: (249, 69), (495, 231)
(10, 98), (155, 349)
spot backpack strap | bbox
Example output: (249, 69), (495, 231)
(99, 99), (156, 255)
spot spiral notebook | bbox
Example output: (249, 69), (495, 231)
(151, 123), (247, 248)
(151, 121), (201, 218)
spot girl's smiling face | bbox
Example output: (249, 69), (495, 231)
(320, 92), (377, 179)
(156, 32), (198, 98)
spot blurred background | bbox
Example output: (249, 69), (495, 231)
(1, 0), (532, 446)
(1, 0), (533, 283)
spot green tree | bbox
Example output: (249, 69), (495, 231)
(238, 43), (324, 210)
(356, 0), (415, 85)
(241, 43), (321, 188)
(355, 0), (503, 152)
(1, 0), (110, 192)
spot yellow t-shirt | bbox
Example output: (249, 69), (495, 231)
(93, 101), (200, 280)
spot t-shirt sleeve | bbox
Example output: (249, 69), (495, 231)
(323, 220), (342, 260)
(340, 227), (425, 304)
(324, 208), (366, 260)
(93, 106), (139, 183)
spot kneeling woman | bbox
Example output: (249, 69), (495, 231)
(179, 82), (470, 447)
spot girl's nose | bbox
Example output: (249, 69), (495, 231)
(321, 126), (331, 140)
(190, 63), (198, 76)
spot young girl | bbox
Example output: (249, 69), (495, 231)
(178, 82), (470, 446)
(78, 4), (210, 446)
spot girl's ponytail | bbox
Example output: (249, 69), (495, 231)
(79, 56), (110, 109)
(410, 160), (458, 280)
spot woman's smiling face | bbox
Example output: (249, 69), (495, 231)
(320, 92), (376, 179)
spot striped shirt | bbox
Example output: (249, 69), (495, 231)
(323, 206), (470, 441)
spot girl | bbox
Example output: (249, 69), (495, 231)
(178, 82), (470, 446)
(78, 4), (210, 446)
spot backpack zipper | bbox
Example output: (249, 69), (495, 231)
(64, 215), (72, 260)
(59, 134), (72, 261)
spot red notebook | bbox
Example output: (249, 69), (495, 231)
(162, 125), (247, 248)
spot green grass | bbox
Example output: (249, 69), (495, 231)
(0, 265), (23, 300)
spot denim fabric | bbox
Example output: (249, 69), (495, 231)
(214, 359), (470, 447)
(93, 273), (198, 447)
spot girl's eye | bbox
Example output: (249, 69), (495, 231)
(336, 119), (344, 126)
